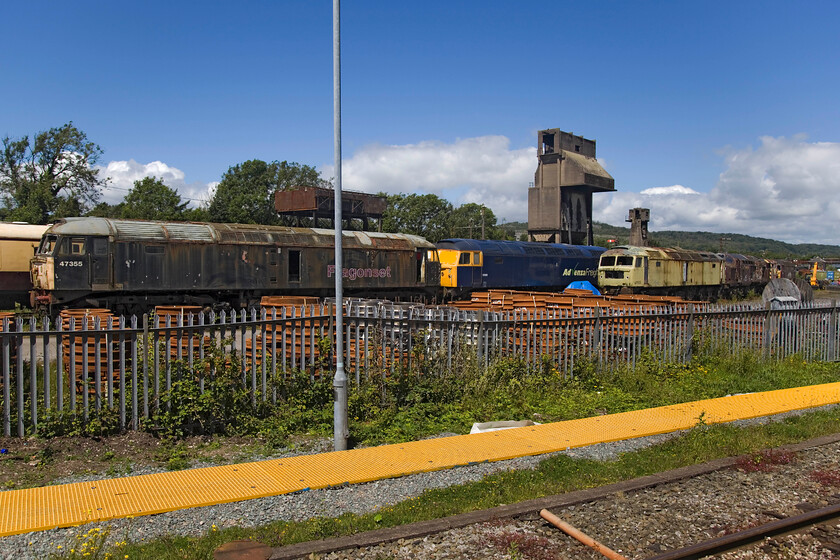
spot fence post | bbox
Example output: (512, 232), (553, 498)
(56, 318), (63, 414)
(477, 310), (485, 363)
(131, 315), (138, 430)
(42, 316), (50, 419)
(16, 317), (24, 436)
(3, 321), (9, 437)
(143, 313), (149, 420)
(327, 302), (335, 368)
(593, 307), (602, 363)
(830, 300), (838, 362)
(762, 301), (773, 360)
(29, 316), (37, 431)
(686, 306), (694, 362)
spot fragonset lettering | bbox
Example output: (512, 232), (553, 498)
(327, 265), (392, 280)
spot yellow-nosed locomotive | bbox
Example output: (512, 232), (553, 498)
(598, 245), (792, 300)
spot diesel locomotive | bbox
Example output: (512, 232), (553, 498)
(436, 238), (604, 298)
(27, 218), (606, 314)
(26, 218), (794, 313)
(597, 245), (793, 300)
(30, 217), (440, 314)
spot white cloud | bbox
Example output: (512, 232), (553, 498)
(95, 135), (840, 245)
(329, 133), (839, 244)
(639, 185), (700, 196)
(596, 136), (840, 244)
(322, 136), (535, 221)
(96, 160), (214, 207)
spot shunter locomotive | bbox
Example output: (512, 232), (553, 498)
(30, 217), (439, 314)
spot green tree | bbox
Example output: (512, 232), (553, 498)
(447, 203), (506, 240)
(88, 201), (124, 218)
(381, 193), (453, 242)
(0, 122), (106, 223)
(208, 160), (327, 225)
(120, 176), (188, 221)
(182, 206), (210, 222)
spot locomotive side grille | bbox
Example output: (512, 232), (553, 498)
(603, 270), (625, 279)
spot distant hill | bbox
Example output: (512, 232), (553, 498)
(595, 223), (840, 259)
(498, 221), (840, 259)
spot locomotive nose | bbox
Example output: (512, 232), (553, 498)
(30, 257), (54, 290)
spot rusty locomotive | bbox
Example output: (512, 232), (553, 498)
(597, 245), (796, 300)
(28, 217), (607, 314)
(30, 217), (440, 314)
(27, 217), (797, 313)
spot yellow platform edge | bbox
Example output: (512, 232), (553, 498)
(1, 381), (839, 537)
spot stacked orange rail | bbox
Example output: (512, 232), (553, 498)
(450, 290), (703, 362)
(60, 309), (119, 397)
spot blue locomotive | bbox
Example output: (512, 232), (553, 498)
(436, 238), (605, 298)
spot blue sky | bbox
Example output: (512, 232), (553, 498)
(2, 1), (839, 243)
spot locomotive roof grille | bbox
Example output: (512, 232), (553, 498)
(45, 217), (434, 249)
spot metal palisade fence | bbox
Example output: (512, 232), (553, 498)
(1, 299), (838, 437)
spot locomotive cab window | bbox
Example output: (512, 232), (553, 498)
(39, 235), (58, 255)
(70, 238), (86, 256)
(472, 252), (481, 265)
(459, 253), (470, 265)
(600, 256), (616, 267)
(616, 256), (633, 266)
(635, 258), (643, 268)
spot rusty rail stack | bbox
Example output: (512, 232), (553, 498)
(449, 290), (703, 367)
(259, 296), (325, 373)
(60, 308), (120, 398)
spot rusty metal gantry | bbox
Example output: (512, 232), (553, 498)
(275, 186), (387, 231)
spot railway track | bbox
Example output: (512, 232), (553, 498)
(645, 501), (840, 559)
(268, 434), (840, 560)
